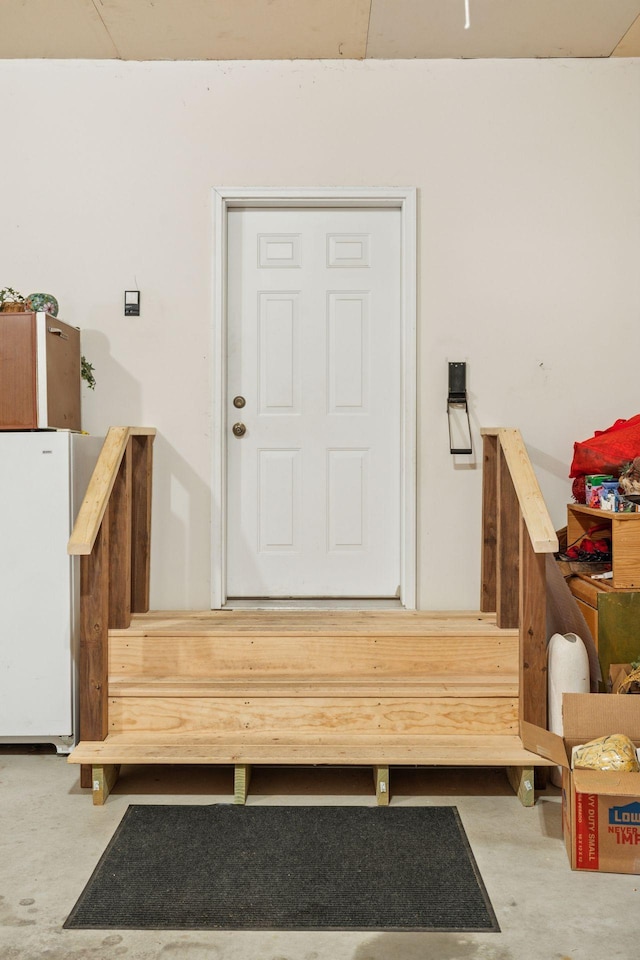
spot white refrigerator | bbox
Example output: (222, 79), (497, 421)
(0, 431), (102, 752)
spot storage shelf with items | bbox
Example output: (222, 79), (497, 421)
(566, 503), (640, 589)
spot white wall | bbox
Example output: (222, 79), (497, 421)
(0, 58), (638, 610)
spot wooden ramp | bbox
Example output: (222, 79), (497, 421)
(69, 609), (553, 805)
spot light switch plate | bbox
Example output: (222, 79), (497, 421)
(124, 290), (140, 316)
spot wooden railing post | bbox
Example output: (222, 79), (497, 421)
(481, 433), (498, 612)
(518, 516), (547, 728)
(481, 426), (557, 794)
(131, 433), (154, 614)
(69, 427), (155, 789)
(496, 447), (520, 628)
(79, 510), (110, 787)
(108, 439), (133, 630)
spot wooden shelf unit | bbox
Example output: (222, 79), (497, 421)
(567, 573), (640, 688)
(566, 503), (640, 589)
(0, 311), (81, 431)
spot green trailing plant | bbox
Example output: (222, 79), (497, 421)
(81, 355), (96, 390)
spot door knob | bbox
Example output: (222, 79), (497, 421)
(233, 396), (246, 409)
(232, 422), (246, 438)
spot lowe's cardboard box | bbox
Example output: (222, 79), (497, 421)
(522, 693), (640, 875)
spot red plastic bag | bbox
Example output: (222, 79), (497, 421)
(570, 415), (640, 478)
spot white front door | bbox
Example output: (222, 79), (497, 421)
(225, 205), (402, 599)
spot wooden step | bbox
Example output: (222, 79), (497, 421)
(110, 635), (516, 681)
(109, 612), (517, 682)
(69, 732), (553, 768)
(109, 676), (518, 698)
(108, 696), (519, 737)
(73, 609), (535, 806)
(112, 610), (514, 636)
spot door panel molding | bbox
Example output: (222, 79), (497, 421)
(212, 187), (417, 609)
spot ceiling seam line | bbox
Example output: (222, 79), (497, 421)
(363, 0), (374, 60)
(607, 10), (640, 56)
(90, 0), (122, 59)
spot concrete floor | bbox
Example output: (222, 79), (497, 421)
(1, 749), (638, 960)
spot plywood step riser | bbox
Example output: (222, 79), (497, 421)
(109, 677), (518, 698)
(109, 696), (519, 737)
(109, 634), (517, 680)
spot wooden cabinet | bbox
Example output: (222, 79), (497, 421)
(0, 312), (81, 431)
(567, 573), (640, 688)
(566, 503), (640, 685)
(567, 503), (640, 588)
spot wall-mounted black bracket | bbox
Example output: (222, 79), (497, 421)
(447, 361), (472, 455)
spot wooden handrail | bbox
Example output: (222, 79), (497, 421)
(481, 427), (557, 741)
(70, 426), (156, 788)
(69, 426), (156, 555)
(481, 428), (558, 554)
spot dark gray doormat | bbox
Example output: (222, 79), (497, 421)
(64, 804), (500, 932)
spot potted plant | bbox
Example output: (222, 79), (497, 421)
(0, 287), (27, 313)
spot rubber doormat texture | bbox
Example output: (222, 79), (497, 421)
(64, 804), (500, 931)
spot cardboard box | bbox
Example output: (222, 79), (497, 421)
(609, 664), (640, 695)
(522, 694), (640, 874)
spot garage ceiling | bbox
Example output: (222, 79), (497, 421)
(0, 0), (639, 61)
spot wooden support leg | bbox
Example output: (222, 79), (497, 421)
(234, 764), (252, 804)
(506, 766), (534, 807)
(374, 765), (390, 806)
(92, 764), (120, 806)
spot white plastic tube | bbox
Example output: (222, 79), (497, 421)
(547, 632), (590, 787)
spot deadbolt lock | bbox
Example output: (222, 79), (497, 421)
(232, 422), (246, 438)
(233, 396), (246, 409)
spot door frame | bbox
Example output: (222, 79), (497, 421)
(211, 187), (417, 609)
